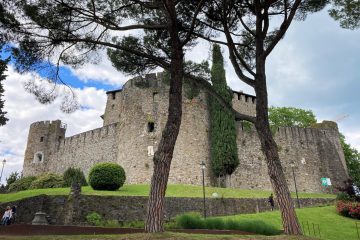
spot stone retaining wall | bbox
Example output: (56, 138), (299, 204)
(0, 195), (334, 225)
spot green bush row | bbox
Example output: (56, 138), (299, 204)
(8, 168), (87, 192)
(7, 163), (126, 192)
(175, 212), (282, 235)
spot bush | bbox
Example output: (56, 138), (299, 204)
(86, 212), (103, 226)
(175, 212), (205, 229)
(336, 201), (360, 219)
(29, 173), (64, 189)
(174, 212), (281, 235)
(8, 176), (37, 192)
(6, 172), (20, 187)
(63, 167), (87, 187)
(88, 163), (126, 191)
(336, 192), (354, 202)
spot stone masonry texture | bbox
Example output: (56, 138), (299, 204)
(0, 195), (334, 225)
(22, 72), (348, 193)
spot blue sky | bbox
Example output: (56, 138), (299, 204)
(0, 7), (359, 184)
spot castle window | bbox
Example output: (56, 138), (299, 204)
(33, 152), (44, 163)
(111, 104), (115, 109)
(148, 122), (155, 132)
(148, 146), (154, 156)
(153, 92), (159, 102)
(111, 92), (116, 100)
(40, 137), (44, 142)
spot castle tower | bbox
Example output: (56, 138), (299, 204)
(23, 120), (66, 176)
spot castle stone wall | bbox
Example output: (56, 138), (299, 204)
(22, 72), (348, 193)
(233, 124), (348, 192)
(116, 73), (211, 185)
(24, 123), (119, 177)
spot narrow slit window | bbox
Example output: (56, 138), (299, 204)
(148, 122), (155, 132)
(40, 137), (44, 142)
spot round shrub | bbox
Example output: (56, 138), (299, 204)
(8, 176), (37, 192)
(30, 173), (64, 189)
(88, 163), (126, 191)
(63, 167), (88, 187)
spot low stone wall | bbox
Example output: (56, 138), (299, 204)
(0, 195), (334, 225)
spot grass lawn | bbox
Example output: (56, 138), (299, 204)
(0, 233), (315, 240)
(0, 184), (335, 203)
(217, 205), (360, 240)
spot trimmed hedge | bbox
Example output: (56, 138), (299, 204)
(175, 212), (281, 235)
(63, 167), (87, 187)
(8, 176), (37, 192)
(30, 173), (64, 189)
(88, 163), (126, 191)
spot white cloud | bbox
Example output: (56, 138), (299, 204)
(68, 50), (128, 87)
(0, 66), (106, 184)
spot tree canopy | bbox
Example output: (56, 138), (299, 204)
(268, 106), (317, 129)
(330, 0), (360, 30)
(340, 135), (360, 186)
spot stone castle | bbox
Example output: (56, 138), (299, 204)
(22, 72), (348, 193)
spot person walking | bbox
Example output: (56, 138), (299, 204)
(268, 193), (275, 211)
(1, 206), (12, 226)
(11, 205), (16, 224)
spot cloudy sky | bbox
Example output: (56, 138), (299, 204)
(0, 8), (359, 184)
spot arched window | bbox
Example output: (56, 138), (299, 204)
(33, 152), (44, 163)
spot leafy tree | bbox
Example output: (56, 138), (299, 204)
(208, 44), (239, 183)
(340, 134), (360, 186)
(6, 171), (20, 187)
(198, 0), (328, 234)
(329, 0), (360, 30)
(268, 106), (317, 129)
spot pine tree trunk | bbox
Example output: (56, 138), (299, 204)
(145, 0), (183, 233)
(255, 58), (302, 235)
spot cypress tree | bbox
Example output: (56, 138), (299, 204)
(208, 44), (239, 183)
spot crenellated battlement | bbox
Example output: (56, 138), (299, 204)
(58, 123), (118, 149)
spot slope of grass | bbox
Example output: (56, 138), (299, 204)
(0, 184), (335, 203)
(217, 205), (359, 240)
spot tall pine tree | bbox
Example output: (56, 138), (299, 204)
(209, 44), (238, 186)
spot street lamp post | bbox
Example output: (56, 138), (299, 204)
(0, 159), (6, 183)
(290, 162), (300, 208)
(200, 161), (206, 218)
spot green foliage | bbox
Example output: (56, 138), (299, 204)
(208, 44), (239, 178)
(175, 212), (281, 235)
(6, 171), (20, 187)
(88, 162), (126, 191)
(8, 176), (36, 192)
(86, 212), (103, 226)
(268, 106), (317, 129)
(329, 0), (360, 30)
(63, 167), (87, 187)
(340, 135), (360, 186)
(29, 173), (64, 189)
(336, 192), (354, 202)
